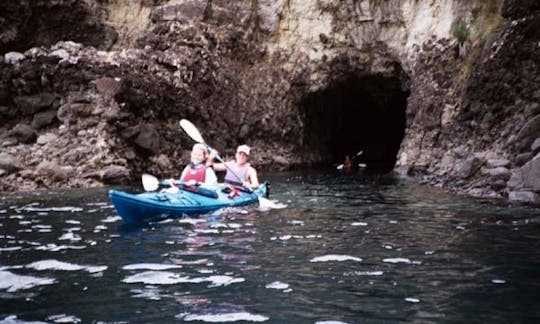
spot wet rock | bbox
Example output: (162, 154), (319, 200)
(508, 191), (540, 204)
(132, 124), (161, 155)
(151, 154), (172, 170)
(35, 160), (70, 181)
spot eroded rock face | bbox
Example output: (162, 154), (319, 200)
(0, 0), (538, 205)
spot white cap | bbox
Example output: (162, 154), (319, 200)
(236, 144), (250, 156)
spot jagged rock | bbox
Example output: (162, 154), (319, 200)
(132, 124), (161, 155)
(508, 153), (540, 191)
(515, 114), (540, 151)
(515, 152), (533, 167)
(92, 77), (123, 100)
(455, 156), (484, 179)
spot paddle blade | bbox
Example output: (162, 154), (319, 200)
(258, 196), (288, 210)
(180, 119), (205, 144)
(142, 173), (160, 191)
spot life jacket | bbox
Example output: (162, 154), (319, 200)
(181, 163), (207, 183)
(224, 162), (249, 186)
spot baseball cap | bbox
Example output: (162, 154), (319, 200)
(236, 144), (250, 155)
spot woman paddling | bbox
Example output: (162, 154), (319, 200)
(210, 144), (260, 189)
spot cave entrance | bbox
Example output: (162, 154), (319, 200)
(300, 74), (409, 173)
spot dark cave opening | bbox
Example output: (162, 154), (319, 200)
(300, 74), (409, 173)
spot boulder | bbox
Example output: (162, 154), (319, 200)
(0, 152), (19, 172)
(455, 156), (484, 179)
(101, 165), (130, 184)
(32, 110), (58, 130)
(509, 191), (540, 204)
(13, 93), (56, 115)
(486, 159), (510, 168)
(11, 123), (37, 144)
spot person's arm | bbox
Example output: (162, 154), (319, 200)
(245, 166), (259, 189)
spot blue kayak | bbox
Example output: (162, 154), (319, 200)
(109, 183), (267, 224)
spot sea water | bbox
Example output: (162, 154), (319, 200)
(0, 171), (539, 323)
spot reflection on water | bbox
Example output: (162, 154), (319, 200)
(0, 172), (539, 323)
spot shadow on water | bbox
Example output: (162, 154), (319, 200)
(0, 171), (539, 323)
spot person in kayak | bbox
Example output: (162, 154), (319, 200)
(171, 143), (218, 187)
(210, 144), (260, 189)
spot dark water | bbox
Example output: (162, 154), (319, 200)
(1, 171), (539, 323)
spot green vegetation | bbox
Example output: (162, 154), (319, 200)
(453, 23), (470, 43)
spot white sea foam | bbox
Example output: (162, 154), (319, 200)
(34, 244), (86, 251)
(101, 215), (121, 223)
(18, 206), (83, 213)
(177, 312), (269, 322)
(58, 232), (82, 241)
(65, 220), (81, 225)
(346, 271), (384, 276)
(405, 297), (420, 303)
(382, 258), (412, 264)
(289, 220), (304, 226)
(265, 281), (289, 290)
(315, 321), (350, 324)
(122, 271), (244, 287)
(46, 314), (82, 323)
(351, 222), (368, 226)
(179, 218), (206, 225)
(122, 263), (183, 270)
(0, 270), (56, 292)
(26, 260), (107, 273)
(310, 255), (362, 263)
(492, 279), (506, 284)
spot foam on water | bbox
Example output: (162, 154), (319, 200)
(0, 270), (56, 292)
(122, 271), (244, 287)
(46, 314), (81, 323)
(26, 260), (107, 273)
(405, 297), (420, 303)
(122, 263), (183, 270)
(351, 222), (368, 226)
(310, 255), (362, 263)
(34, 244), (86, 252)
(101, 216), (121, 223)
(17, 206), (83, 213)
(177, 312), (269, 322)
(382, 258), (412, 264)
(265, 281), (289, 290)
(58, 232), (82, 241)
(315, 321), (350, 324)
(179, 218), (207, 225)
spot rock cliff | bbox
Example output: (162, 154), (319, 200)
(0, 0), (538, 204)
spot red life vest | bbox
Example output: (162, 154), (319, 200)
(181, 164), (207, 183)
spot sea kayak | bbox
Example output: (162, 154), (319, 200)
(109, 183), (267, 224)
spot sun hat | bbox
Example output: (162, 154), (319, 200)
(236, 144), (250, 156)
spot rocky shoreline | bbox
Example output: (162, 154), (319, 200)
(0, 0), (538, 205)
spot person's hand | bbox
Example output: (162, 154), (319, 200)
(242, 181), (251, 189)
(186, 179), (197, 186)
(208, 148), (219, 161)
(167, 178), (177, 186)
